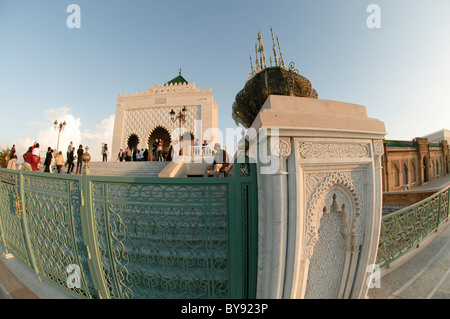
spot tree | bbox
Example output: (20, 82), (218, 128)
(0, 148), (11, 167)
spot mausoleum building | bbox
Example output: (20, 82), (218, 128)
(111, 72), (219, 158)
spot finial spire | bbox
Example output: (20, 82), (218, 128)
(257, 31), (267, 69)
(179, 67), (182, 75)
(270, 26), (279, 67)
(255, 43), (260, 72)
(276, 35), (285, 68)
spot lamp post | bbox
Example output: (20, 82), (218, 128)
(170, 106), (187, 155)
(54, 120), (66, 155)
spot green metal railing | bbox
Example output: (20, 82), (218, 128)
(376, 186), (450, 269)
(0, 160), (258, 299)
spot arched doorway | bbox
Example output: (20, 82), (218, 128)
(127, 134), (139, 152)
(148, 126), (172, 152)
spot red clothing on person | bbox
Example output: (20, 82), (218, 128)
(23, 151), (39, 172)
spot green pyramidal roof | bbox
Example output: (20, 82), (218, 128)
(166, 74), (188, 85)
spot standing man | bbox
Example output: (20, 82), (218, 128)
(67, 141), (74, 165)
(9, 145), (15, 159)
(117, 149), (124, 162)
(102, 143), (109, 162)
(76, 144), (84, 175)
(44, 147), (53, 173)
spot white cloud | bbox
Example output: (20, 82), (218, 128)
(6, 107), (114, 163)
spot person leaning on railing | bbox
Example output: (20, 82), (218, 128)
(203, 143), (230, 177)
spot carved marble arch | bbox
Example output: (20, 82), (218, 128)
(126, 133), (140, 151)
(302, 178), (363, 299)
(147, 126), (172, 151)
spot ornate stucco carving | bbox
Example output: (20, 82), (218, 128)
(301, 169), (367, 298)
(373, 140), (384, 157)
(121, 106), (201, 148)
(270, 137), (291, 158)
(302, 170), (366, 260)
(298, 142), (371, 160)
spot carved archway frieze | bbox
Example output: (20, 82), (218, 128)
(302, 171), (364, 261)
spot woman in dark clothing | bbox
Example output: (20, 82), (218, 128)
(75, 145), (84, 175)
(67, 149), (75, 174)
(44, 147), (53, 172)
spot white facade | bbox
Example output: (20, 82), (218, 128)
(111, 78), (219, 158)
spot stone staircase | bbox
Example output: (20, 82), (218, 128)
(85, 161), (169, 177)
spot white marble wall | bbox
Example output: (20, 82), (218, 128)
(252, 96), (386, 299)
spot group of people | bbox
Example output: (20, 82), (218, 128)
(65, 141), (87, 174)
(2, 140), (231, 177)
(152, 138), (166, 161)
(1, 141), (110, 174)
(19, 141), (86, 174)
(117, 139), (173, 162)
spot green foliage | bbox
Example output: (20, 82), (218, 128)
(0, 148), (11, 163)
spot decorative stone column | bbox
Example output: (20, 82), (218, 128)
(251, 95), (386, 299)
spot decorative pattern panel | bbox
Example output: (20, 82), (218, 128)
(122, 106), (201, 148)
(0, 171), (30, 266)
(301, 169), (367, 298)
(304, 189), (347, 298)
(298, 142), (371, 159)
(22, 175), (96, 298)
(91, 181), (229, 299)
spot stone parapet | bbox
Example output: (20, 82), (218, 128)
(252, 95), (386, 299)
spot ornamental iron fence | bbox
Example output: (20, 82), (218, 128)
(376, 186), (450, 269)
(0, 160), (258, 299)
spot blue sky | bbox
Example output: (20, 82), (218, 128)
(1, 0), (449, 160)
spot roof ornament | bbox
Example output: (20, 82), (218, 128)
(248, 26), (290, 79)
(179, 67), (182, 75)
(270, 26), (279, 67)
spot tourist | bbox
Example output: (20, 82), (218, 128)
(124, 147), (132, 162)
(44, 147), (53, 173)
(203, 143), (229, 177)
(117, 149), (124, 162)
(55, 151), (64, 173)
(157, 139), (163, 161)
(67, 149), (75, 174)
(143, 149), (149, 161)
(152, 139), (158, 159)
(9, 144), (15, 159)
(7, 149), (17, 169)
(23, 147), (37, 171)
(76, 144), (84, 174)
(32, 142), (41, 170)
(167, 144), (173, 161)
(137, 149), (143, 161)
(67, 141), (73, 164)
(102, 143), (109, 162)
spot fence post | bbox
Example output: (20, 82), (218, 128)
(447, 186), (450, 220)
(18, 171), (40, 278)
(436, 191), (442, 231)
(79, 166), (110, 299)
